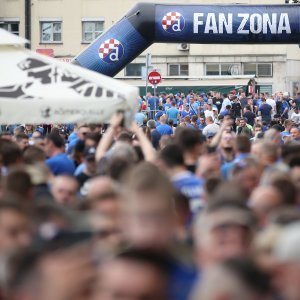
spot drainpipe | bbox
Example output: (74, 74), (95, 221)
(25, 0), (31, 49)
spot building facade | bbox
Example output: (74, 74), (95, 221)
(1, 0), (300, 96)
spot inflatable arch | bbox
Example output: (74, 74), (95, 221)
(73, 3), (300, 77)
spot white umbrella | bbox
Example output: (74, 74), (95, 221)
(0, 29), (138, 124)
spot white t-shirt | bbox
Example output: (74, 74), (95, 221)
(291, 112), (300, 124)
(220, 98), (232, 112)
(202, 123), (220, 136)
(204, 110), (214, 119)
(266, 98), (276, 114)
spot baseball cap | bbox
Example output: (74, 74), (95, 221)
(206, 132), (216, 138)
(204, 208), (255, 232)
(84, 147), (96, 160)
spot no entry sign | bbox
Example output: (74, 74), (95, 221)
(148, 71), (161, 85)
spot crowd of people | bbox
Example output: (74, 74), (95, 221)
(0, 88), (299, 300)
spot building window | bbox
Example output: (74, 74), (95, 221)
(168, 64), (189, 76)
(243, 63), (272, 77)
(206, 63), (241, 76)
(0, 22), (19, 35)
(82, 21), (104, 43)
(40, 22), (62, 43)
(125, 63), (144, 76)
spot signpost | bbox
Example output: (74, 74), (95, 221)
(148, 70), (161, 113)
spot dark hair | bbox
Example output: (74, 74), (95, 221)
(159, 144), (184, 168)
(175, 127), (206, 152)
(117, 248), (169, 276)
(236, 135), (251, 153)
(23, 146), (46, 164)
(272, 178), (298, 205)
(15, 133), (29, 141)
(5, 169), (33, 198)
(222, 258), (271, 296)
(117, 132), (133, 143)
(0, 139), (22, 167)
(46, 133), (65, 148)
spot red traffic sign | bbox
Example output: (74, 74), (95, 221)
(148, 71), (161, 85)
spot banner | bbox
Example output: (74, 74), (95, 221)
(73, 3), (300, 77)
(156, 5), (300, 44)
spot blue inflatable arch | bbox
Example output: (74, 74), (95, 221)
(73, 3), (300, 77)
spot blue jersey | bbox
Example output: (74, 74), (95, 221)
(166, 107), (179, 125)
(172, 171), (204, 213)
(46, 153), (75, 176)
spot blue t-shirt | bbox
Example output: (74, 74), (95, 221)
(46, 153), (75, 176)
(163, 103), (172, 111)
(148, 97), (159, 111)
(259, 103), (272, 117)
(155, 111), (164, 121)
(67, 137), (80, 155)
(135, 112), (145, 126)
(156, 124), (173, 136)
(172, 171), (204, 213)
(68, 132), (78, 143)
(166, 107), (179, 125)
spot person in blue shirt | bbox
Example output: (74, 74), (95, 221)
(67, 124), (91, 155)
(45, 133), (75, 176)
(189, 96), (199, 116)
(158, 144), (204, 214)
(198, 117), (206, 130)
(166, 101), (179, 126)
(180, 104), (192, 120)
(258, 98), (272, 125)
(163, 98), (172, 111)
(156, 115), (173, 136)
(147, 92), (160, 116)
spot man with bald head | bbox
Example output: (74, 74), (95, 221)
(156, 115), (173, 136)
(249, 186), (283, 228)
(51, 175), (79, 206)
(86, 176), (120, 220)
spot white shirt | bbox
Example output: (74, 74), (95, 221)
(204, 110), (214, 119)
(266, 98), (276, 114)
(291, 112), (300, 124)
(220, 98), (232, 112)
(202, 123), (220, 136)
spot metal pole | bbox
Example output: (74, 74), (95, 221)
(145, 53), (151, 97)
(154, 85), (157, 115)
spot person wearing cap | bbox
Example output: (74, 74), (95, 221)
(194, 199), (255, 269)
(75, 147), (97, 188)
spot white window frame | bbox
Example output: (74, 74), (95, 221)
(168, 63), (189, 76)
(205, 63), (241, 76)
(243, 63), (273, 77)
(40, 19), (62, 43)
(82, 18), (104, 43)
